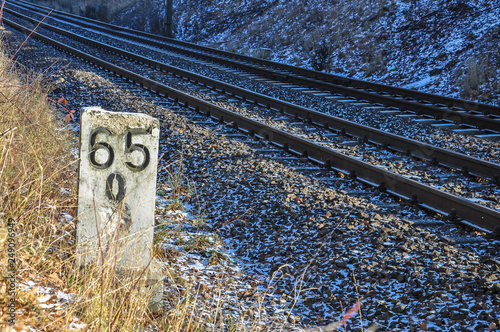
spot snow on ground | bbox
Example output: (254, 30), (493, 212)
(112, 0), (500, 105)
(35, 0), (500, 104)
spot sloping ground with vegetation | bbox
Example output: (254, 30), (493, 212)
(0, 33), (81, 330)
(170, 0), (500, 103)
(27, 0), (500, 103)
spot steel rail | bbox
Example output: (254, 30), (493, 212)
(4, 17), (500, 234)
(10, 0), (500, 120)
(6, 7), (500, 181)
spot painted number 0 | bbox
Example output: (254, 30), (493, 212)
(106, 173), (125, 203)
(89, 127), (150, 172)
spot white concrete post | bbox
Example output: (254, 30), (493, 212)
(76, 107), (160, 269)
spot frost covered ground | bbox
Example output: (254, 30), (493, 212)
(110, 0), (500, 104)
(31, 0), (500, 102)
(11, 1), (500, 331)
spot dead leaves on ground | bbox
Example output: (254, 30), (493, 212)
(56, 97), (76, 122)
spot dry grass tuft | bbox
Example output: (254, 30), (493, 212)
(0, 36), (77, 330)
(70, 259), (160, 331)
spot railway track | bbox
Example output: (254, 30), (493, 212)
(3, 3), (500, 234)
(5, 6), (500, 180)
(8, 0), (500, 142)
(10, 0), (500, 135)
(4, 4), (500, 330)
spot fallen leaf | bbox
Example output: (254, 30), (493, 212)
(64, 113), (74, 122)
(340, 301), (361, 325)
(57, 97), (67, 106)
(48, 273), (62, 285)
(238, 290), (253, 298)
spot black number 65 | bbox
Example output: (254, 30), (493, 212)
(89, 127), (150, 172)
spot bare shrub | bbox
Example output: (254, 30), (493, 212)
(461, 58), (487, 98)
(310, 40), (333, 71)
(300, 27), (324, 54)
(363, 43), (385, 77)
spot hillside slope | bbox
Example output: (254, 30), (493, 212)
(29, 0), (500, 103)
(170, 0), (500, 104)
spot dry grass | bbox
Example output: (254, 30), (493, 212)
(70, 259), (162, 331)
(0, 35), (77, 330)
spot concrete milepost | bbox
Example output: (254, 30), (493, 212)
(76, 107), (160, 269)
(76, 107), (163, 311)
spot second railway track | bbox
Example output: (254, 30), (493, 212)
(10, 0), (500, 134)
